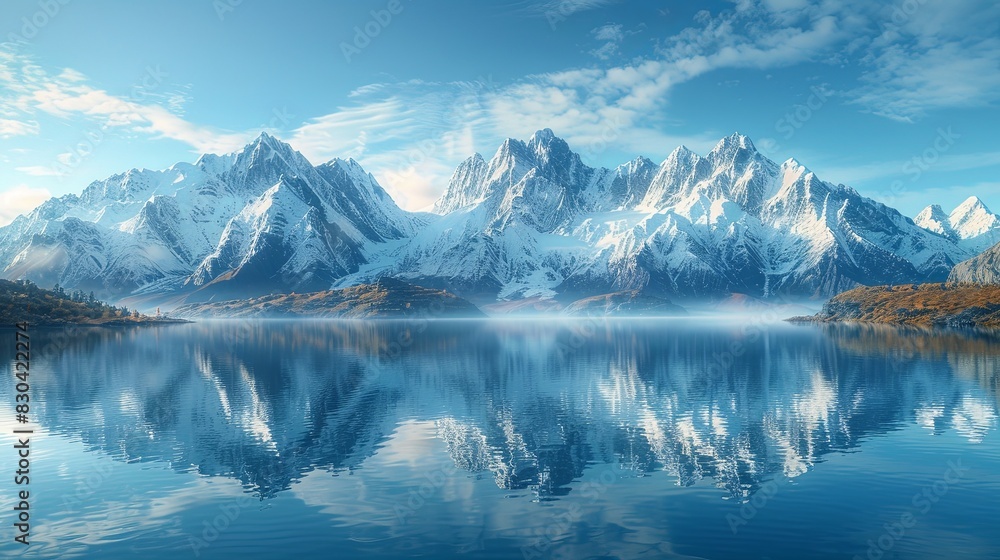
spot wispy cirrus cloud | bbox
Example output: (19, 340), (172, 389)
(523, 0), (620, 17)
(15, 165), (63, 176)
(288, 81), (493, 210)
(282, 2), (853, 209)
(848, 1), (1000, 122)
(0, 118), (39, 138)
(0, 45), (252, 159)
(590, 23), (625, 59)
(815, 149), (1000, 186)
(4, 0), (1000, 216)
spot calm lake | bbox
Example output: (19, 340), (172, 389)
(1, 318), (999, 559)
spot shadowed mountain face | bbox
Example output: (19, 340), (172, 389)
(0, 132), (984, 308)
(10, 320), (997, 501)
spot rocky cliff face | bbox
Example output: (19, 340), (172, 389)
(948, 240), (1000, 285)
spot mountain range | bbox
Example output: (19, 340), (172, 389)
(915, 197), (1000, 253)
(2, 130), (997, 310)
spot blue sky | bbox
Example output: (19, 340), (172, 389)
(1, 0), (999, 223)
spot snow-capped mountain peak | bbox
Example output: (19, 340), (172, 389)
(914, 204), (956, 239)
(232, 132), (311, 173)
(949, 195), (997, 235)
(710, 132), (756, 156)
(914, 195), (1000, 251)
(2, 129), (995, 308)
(781, 157), (807, 171)
(527, 127), (557, 146)
(432, 153), (489, 215)
(364, 130), (977, 302)
(0, 134), (420, 305)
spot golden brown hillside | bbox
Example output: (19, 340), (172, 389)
(792, 283), (1000, 327)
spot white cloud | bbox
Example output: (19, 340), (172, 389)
(0, 118), (39, 138)
(815, 149), (1000, 186)
(15, 165), (61, 177)
(590, 23), (624, 60)
(477, 4), (849, 160)
(851, 39), (1000, 122)
(0, 46), (251, 156)
(593, 23), (624, 42)
(281, 2), (855, 210)
(287, 81), (492, 210)
(842, 1), (1000, 121)
(590, 42), (619, 61)
(530, 0), (620, 17)
(762, 0), (809, 11)
(0, 184), (50, 226)
(56, 68), (87, 82)
(2, 0), (996, 216)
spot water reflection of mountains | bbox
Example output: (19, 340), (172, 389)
(13, 320), (999, 501)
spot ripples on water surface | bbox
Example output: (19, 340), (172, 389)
(1, 319), (999, 559)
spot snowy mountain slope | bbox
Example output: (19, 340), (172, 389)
(915, 196), (1000, 253)
(347, 130), (971, 301)
(0, 133), (421, 304)
(0, 129), (988, 307)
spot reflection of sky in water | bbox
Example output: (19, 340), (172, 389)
(0, 320), (998, 559)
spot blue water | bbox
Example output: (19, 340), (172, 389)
(1, 319), (998, 559)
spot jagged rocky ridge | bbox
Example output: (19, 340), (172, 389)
(347, 130), (978, 301)
(0, 130), (990, 308)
